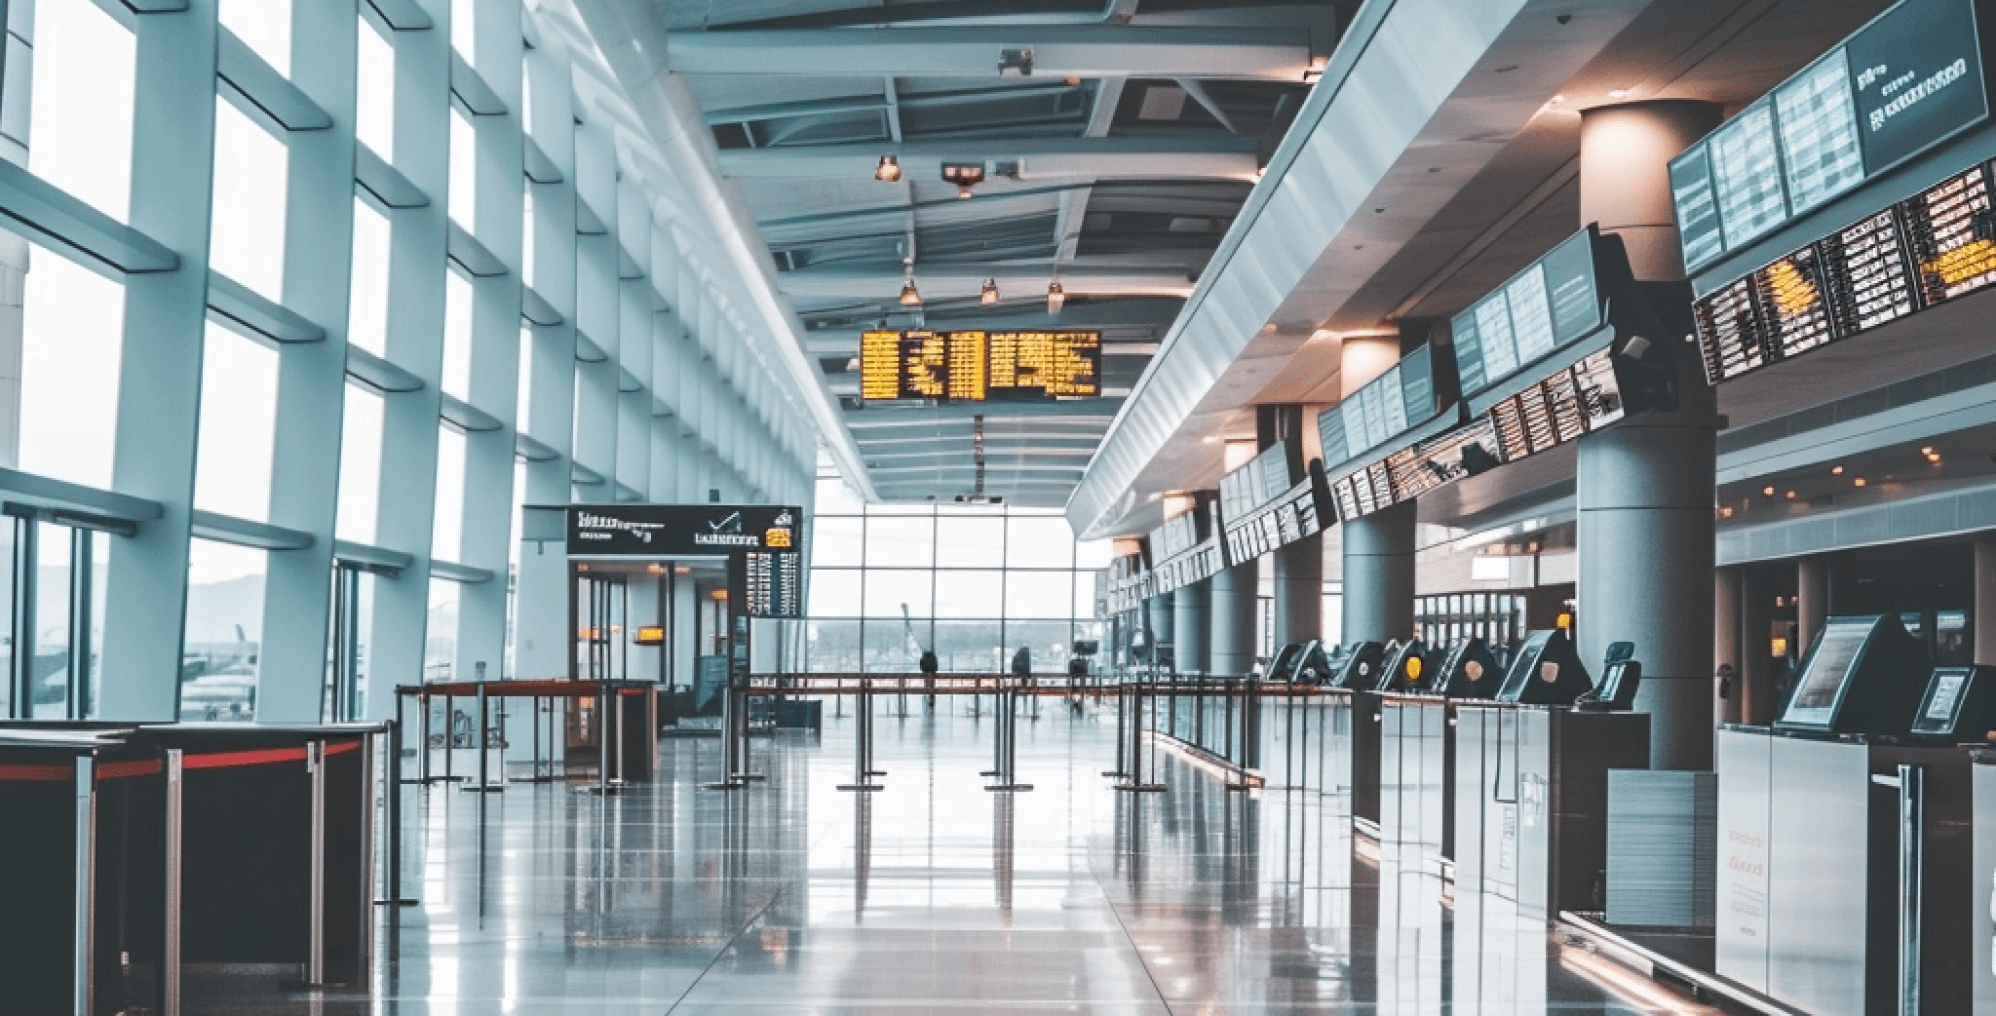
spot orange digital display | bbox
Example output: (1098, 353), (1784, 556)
(633, 626), (665, 645)
(857, 329), (1099, 403)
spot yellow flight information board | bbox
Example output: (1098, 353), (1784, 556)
(858, 329), (1100, 403)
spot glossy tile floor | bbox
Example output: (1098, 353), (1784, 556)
(189, 699), (1712, 1013)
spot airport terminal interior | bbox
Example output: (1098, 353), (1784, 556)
(11, 0), (1996, 1012)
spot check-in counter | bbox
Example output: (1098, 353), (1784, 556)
(1974, 754), (1996, 1014)
(1453, 703), (1649, 920)
(1717, 727), (1974, 1016)
(0, 722), (382, 1015)
(1378, 693), (1453, 865)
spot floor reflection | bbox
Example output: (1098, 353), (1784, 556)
(181, 700), (1704, 1013)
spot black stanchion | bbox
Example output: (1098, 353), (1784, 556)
(838, 677), (883, 792)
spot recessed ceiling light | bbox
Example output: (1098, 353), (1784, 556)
(1831, 464), (1844, 475)
(1608, 88), (1630, 99)
(1853, 476), (1867, 487)
(1762, 486), (1775, 497)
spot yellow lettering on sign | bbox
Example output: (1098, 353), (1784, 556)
(766, 528), (792, 548)
(1925, 237), (1996, 286)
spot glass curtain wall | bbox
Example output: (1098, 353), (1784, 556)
(806, 470), (1111, 674)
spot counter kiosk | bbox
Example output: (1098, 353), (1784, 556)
(1453, 630), (1649, 919)
(1431, 637), (1500, 699)
(1329, 641), (1385, 690)
(1376, 640), (1453, 866)
(1717, 614), (1971, 1016)
(1909, 665), (1996, 741)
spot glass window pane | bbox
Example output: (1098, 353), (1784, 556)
(932, 619), (1004, 672)
(433, 425), (466, 561)
(522, 187), (536, 286)
(443, 269), (473, 398)
(211, 98), (290, 300)
(219, 0), (290, 77)
(1005, 515), (1074, 569)
(0, 520), (11, 716)
(30, 523), (71, 717)
(864, 514), (932, 568)
(426, 578), (459, 681)
(807, 568), (861, 618)
(935, 515), (1003, 568)
(1074, 572), (1099, 620)
(810, 516), (862, 568)
(450, 0), (476, 63)
(355, 18), (395, 161)
(933, 570), (1003, 618)
(193, 324), (280, 521)
(348, 198), (390, 356)
(865, 620), (931, 673)
(449, 108), (475, 227)
(862, 568), (932, 619)
(807, 619), (861, 673)
(19, 250), (123, 488)
(29, 0), (135, 221)
(1004, 570), (1073, 619)
(1006, 619), (1075, 673)
(336, 384), (384, 544)
(815, 474), (864, 514)
(1075, 537), (1114, 571)
(181, 540), (266, 721)
(515, 325), (534, 432)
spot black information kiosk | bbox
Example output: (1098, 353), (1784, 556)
(1493, 629), (1594, 706)
(1431, 637), (1500, 699)
(1912, 666), (1996, 740)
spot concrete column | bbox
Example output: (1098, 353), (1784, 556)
(1714, 566), (1742, 726)
(1273, 539), (1323, 646)
(1175, 580), (1210, 674)
(672, 569), (698, 688)
(1575, 100), (1724, 771)
(1147, 590), (1175, 654)
(1976, 539), (1996, 667)
(1740, 565), (1776, 724)
(1338, 332), (1413, 647)
(1342, 502), (1417, 643)
(1209, 561), (1257, 675)
(1579, 100), (1725, 280)
(1798, 555), (1832, 657)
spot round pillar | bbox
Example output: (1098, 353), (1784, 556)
(1579, 100), (1724, 280)
(1797, 555), (1833, 657)
(1978, 539), (1996, 666)
(1209, 561), (1258, 676)
(1714, 566), (1743, 725)
(1147, 590), (1176, 655)
(1342, 501), (1417, 644)
(1338, 332), (1415, 646)
(1273, 538), (1323, 646)
(1175, 579), (1210, 674)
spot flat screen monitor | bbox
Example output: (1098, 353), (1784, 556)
(1331, 642), (1384, 690)
(1435, 637), (1499, 698)
(1494, 629), (1593, 705)
(1909, 665), (1994, 740)
(1775, 614), (1929, 735)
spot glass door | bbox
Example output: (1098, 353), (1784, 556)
(323, 563), (373, 722)
(574, 572), (627, 682)
(8, 519), (105, 720)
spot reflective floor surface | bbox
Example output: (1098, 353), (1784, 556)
(188, 700), (1714, 1014)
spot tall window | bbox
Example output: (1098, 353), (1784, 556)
(805, 466), (1108, 674)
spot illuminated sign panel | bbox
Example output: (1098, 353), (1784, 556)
(1317, 344), (1440, 467)
(1692, 158), (1996, 384)
(1671, 0), (1989, 273)
(857, 329), (1101, 402)
(1449, 229), (1603, 401)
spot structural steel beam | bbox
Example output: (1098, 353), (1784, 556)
(717, 137), (1257, 182)
(667, 26), (1314, 81)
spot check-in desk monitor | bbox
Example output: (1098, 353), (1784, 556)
(1774, 614), (1929, 736)
(1330, 641), (1385, 689)
(1433, 637), (1499, 698)
(1290, 640), (1332, 684)
(1376, 639), (1428, 692)
(1494, 629), (1593, 705)
(1909, 665), (1996, 740)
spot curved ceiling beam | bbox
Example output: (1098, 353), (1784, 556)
(666, 26), (1316, 81)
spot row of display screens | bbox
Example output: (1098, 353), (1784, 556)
(1221, 481), (1325, 566)
(1671, 0), (1988, 275)
(1448, 228), (1606, 403)
(1694, 157), (1996, 384)
(1328, 348), (1625, 521)
(1316, 344), (1438, 467)
(743, 551), (803, 619)
(1217, 440), (1300, 522)
(858, 330), (1103, 402)
(1150, 508), (1201, 561)
(1152, 541), (1225, 596)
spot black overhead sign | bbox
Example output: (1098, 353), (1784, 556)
(1671, 0), (1990, 273)
(1693, 154), (1996, 384)
(1448, 228), (1604, 401)
(566, 504), (807, 619)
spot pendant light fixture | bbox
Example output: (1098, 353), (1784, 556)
(1046, 278), (1066, 313)
(875, 155), (902, 182)
(899, 264), (922, 306)
(980, 278), (1000, 305)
